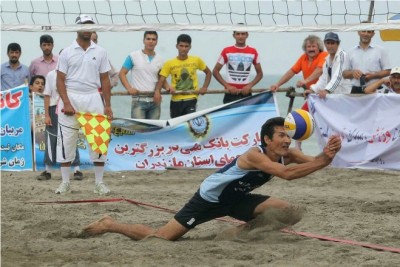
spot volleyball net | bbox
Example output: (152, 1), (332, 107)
(1, 0), (400, 32)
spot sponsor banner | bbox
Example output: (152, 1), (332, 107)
(32, 92), (278, 171)
(0, 86), (33, 170)
(107, 92), (279, 170)
(309, 94), (400, 170)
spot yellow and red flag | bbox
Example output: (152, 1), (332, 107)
(76, 112), (111, 155)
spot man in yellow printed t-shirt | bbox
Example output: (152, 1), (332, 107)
(154, 34), (211, 118)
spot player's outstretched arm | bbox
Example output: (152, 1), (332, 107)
(239, 135), (341, 181)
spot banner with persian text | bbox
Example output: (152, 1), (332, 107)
(309, 94), (400, 170)
(33, 92), (278, 171)
(107, 92), (279, 170)
(0, 86), (33, 170)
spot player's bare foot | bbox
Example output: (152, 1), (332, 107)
(83, 215), (114, 235)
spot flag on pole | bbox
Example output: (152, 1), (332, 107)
(76, 112), (111, 155)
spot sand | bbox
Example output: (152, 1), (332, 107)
(1, 167), (399, 267)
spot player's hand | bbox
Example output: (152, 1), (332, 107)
(364, 72), (376, 82)
(270, 84), (279, 92)
(104, 106), (113, 120)
(62, 103), (76, 116)
(241, 85), (252, 95)
(296, 80), (307, 88)
(225, 85), (238, 94)
(153, 91), (162, 105)
(323, 135), (342, 159)
(317, 90), (329, 99)
(199, 87), (208, 95)
(381, 78), (391, 87)
(45, 115), (52, 126)
(127, 87), (139, 95)
(167, 86), (176, 94)
(352, 70), (364, 80)
(303, 89), (313, 98)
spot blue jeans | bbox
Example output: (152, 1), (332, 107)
(131, 98), (161, 119)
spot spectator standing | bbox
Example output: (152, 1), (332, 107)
(305, 32), (351, 98)
(119, 31), (164, 119)
(270, 35), (328, 150)
(342, 28), (391, 94)
(213, 29), (263, 104)
(1, 43), (29, 91)
(154, 34), (211, 118)
(29, 34), (58, 77)
(270, 35), (328, 93)
(55, 14), (112, 195)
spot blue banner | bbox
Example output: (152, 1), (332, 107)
(33, 92), (278, 171)
(0, 86), (33, 170)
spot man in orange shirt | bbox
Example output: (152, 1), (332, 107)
(271, 35), (328, 93)
(270, 35), (328, 150)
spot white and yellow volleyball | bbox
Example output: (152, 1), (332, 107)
(284, 109), (315, 141)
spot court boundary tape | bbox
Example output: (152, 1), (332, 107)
(28, 198), (400, 254)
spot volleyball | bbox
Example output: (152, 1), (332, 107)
(284, 109), (315, 141)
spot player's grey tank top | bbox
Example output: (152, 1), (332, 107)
(199, 146), (279, 204)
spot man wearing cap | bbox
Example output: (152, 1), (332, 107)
(342, 27), (391, 94)
(55, 14), (113, 195)
(364, 67), (400, 94)
(29, 34), (58, 77)
(305, 32), (351, 98)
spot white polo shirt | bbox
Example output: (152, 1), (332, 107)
(57, 40), (110, 94)
(344, 44), (391, 87)
(43, 69), (59, 106)
(129, 50), (164, 93)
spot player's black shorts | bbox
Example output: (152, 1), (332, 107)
(174, 190), (269, 229)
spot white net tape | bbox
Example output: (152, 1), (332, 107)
(1, 0), (400, 32)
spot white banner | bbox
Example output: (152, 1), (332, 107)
(309, 94), (400, 170)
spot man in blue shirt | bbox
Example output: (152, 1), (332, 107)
(1, 43), (30, 91)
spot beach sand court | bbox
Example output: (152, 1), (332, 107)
(1, 168), (399, 266)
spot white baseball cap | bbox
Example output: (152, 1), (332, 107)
(390, 67), (400, 75)
(75, 14), (95, 24)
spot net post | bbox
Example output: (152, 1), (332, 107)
(285, 87), (296, 114)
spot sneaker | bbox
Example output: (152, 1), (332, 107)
(36, 171), (51, 181)
(55, 182), (71, 194)
(73, 170), (84, 180)
(94, 183), (110, 195)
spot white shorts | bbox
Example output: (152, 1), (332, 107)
(57, 91), (107, 163)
